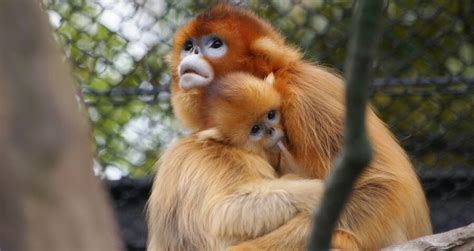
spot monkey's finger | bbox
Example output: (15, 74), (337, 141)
(277, 141), (292, 159)
(277, 141), (299, 173)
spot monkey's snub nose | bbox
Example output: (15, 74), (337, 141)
(266, 128), (275, 135)
(178, 54), (214, 90)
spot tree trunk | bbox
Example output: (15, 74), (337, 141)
(0, 1), (124, 251)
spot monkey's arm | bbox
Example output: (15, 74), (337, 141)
(209, 179), (324, 241)
(227, 213), (360, 251)
(228, 175), (419, 251)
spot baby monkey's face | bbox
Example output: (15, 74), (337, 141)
(248, 109), (283, 152)
(244, 109), (285, 169)
(203, 72), (284, 166)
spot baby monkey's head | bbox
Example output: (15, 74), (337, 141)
(201, 72), (284, 160)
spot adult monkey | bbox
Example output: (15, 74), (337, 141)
(166, 4), (431, 250)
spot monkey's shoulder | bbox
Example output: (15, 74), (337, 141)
(157, 135), (275, 178)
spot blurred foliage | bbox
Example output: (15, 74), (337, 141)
(42, 0), (473, 178)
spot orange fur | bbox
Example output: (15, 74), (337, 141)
(165, 4), (431, 250)
(170, 4), (297, 130)
(204, 73), (282, 154)
(147, 73), (324, 250)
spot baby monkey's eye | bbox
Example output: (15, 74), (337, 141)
(210, 39), (223, 49)
(183, 40), (193, 51)
(250, 125), (262, 135)
(267, 110), (276, 120)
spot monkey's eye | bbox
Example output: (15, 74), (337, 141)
(250, 125), (262, 135)
(202, 35), (227, 58)
(267, 110), (276, 120)
(210, 39), (223, 49)
(183, 40), (193, 51)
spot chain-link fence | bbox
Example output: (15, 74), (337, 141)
(43, 0), (473, 249)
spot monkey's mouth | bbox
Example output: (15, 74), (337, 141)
(180, 65), (209, 78)
(178, 59), (214, 90)
(183, 69), (199, 75)
(267, 139), (283, 153)
(267, 131), (284, 152)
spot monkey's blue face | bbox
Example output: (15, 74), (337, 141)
(178, 35), (228, 90)
(249, 109), (283, 152)
(181, 35), (227, 59)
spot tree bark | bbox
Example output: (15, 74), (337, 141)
(384, 224), (474, 251)
(0, 1), (124, 251)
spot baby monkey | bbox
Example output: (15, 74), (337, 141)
(201, 72), (289, 170)
(147, 72), (324, 251)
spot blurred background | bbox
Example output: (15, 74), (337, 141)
(42, 0), (473, 250)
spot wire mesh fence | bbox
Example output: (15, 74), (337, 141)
(42, 0), (473, 249)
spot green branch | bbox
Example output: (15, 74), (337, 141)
(307, 1), (384, 250)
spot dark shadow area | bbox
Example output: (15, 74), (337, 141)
(107, 170), (474, 251)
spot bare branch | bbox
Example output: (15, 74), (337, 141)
(384, 224), (474, 250)
(307, 1), (384, 250)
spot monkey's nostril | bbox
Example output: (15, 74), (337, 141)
(193, 47), (199, 54)
(266, 128), (275, 135)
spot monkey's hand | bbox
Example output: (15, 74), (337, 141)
(209, 179), (324, 240)
(287, 179), (324, 213)
(277, 141), (301, 175)
(250, 37), (301, 70)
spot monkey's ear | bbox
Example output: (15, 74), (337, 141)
(264, 72), (275, 85)
(250, 37), (301, 69)
(197, 128), (223, 141)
